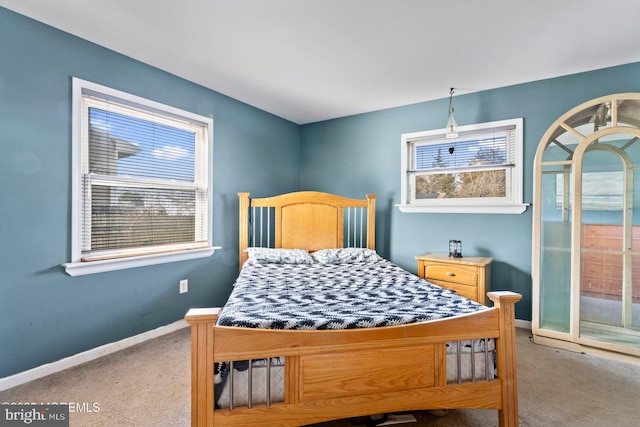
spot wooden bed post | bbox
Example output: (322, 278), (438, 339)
(238, 192), (250, 271)
(488, 291), (522, 427)
(185, 308), (220, 427)
(366, 194), (376, 250)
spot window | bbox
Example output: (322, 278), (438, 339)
(399, 118), (528, 214)
(63, 78), (217, 276)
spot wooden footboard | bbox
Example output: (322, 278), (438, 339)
(185, 291), (521, 427)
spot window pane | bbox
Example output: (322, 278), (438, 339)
(89, 107), (195, 182)
(539, 166), (572, 333)
(88, 185), (198, 252)
(415, 169), (506, 199)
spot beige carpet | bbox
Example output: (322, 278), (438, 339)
(1, 327), (639, 427)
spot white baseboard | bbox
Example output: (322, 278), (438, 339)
(0, 319), (189, 392)
(515, 319), (532, 330)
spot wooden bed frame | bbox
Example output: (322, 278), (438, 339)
(185, 191), (522, 426)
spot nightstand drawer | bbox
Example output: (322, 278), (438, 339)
(423, 264), (478, 286)
(431, 281), (478, 301)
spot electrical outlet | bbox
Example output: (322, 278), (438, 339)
(179, 279), (188, 294)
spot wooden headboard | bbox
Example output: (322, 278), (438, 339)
(238, 191), (377, 268)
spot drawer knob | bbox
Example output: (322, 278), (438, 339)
(446, 272), (455, 276)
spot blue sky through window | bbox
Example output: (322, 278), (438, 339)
(415, 136), (507, 170)
(89, 107), (195, 182)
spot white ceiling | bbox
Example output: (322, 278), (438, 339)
(2, 0), (640, 124)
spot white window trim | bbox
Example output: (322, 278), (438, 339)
(63, 78), (219, 276)
(62, 247), (218, 276)
(398, 118), (529, 214)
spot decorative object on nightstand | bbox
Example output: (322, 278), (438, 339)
(415, 252), (492, 305)
(448, 240), (462, 258)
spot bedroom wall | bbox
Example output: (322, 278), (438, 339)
(0, 8), (301, 378)
(300, 61), (640, 322)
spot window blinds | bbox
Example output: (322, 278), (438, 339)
(413, 125), (516, 172)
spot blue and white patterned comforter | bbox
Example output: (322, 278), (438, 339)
(217, 258), (488, 330)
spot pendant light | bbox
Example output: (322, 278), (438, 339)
(446, 87), (458, 139)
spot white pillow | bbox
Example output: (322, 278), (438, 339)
(244, 248), (314, 264)
(312, 248), (381, 264)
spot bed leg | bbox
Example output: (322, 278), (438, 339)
(185, 308), (220, 427)
(488, 291), (522, 427)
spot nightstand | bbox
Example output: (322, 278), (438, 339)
(415, 253), (492, 305)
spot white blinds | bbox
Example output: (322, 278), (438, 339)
(412, 125), (517, 173)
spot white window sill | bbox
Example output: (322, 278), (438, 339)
(62, 246), (221, 276)
(396, 203), (529, 214)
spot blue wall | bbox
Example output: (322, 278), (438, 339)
(0, 8), (300, 378)
(2, 5), (640, 379)
(300, 62), (640, 322)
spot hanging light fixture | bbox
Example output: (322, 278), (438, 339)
(445, 87), (458, 138)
